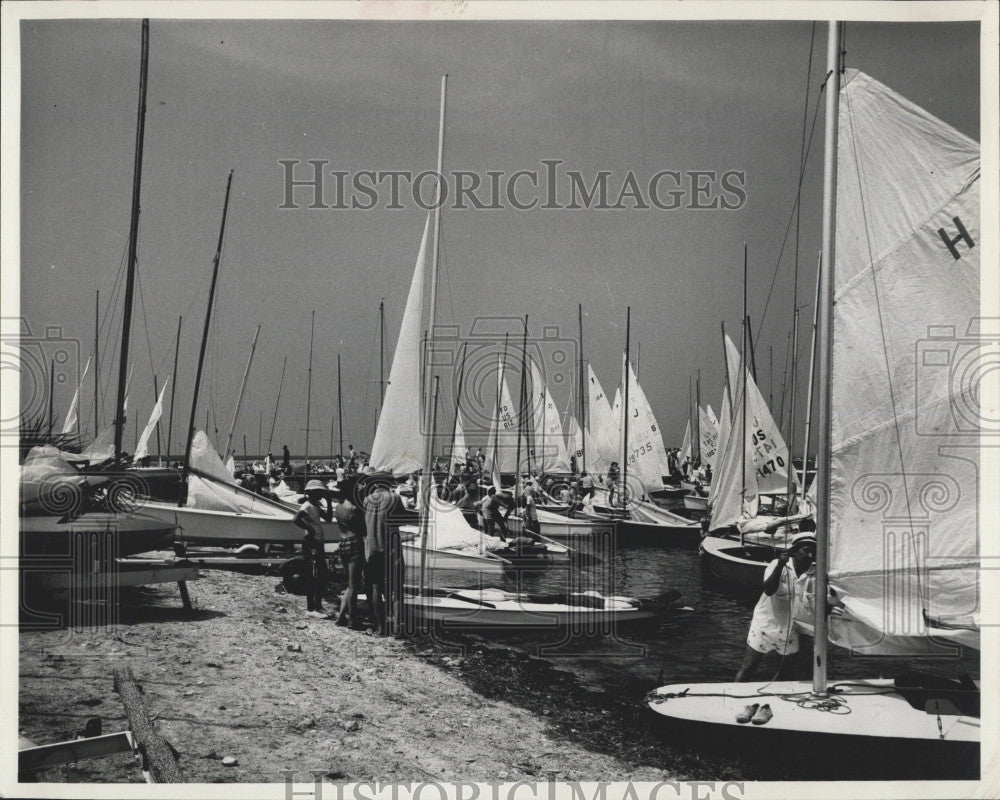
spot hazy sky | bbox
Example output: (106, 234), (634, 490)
(14, 12), (981, 457)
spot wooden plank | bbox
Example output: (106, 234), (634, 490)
(19, 731), (135, 772)
(113, 666), (183, 783)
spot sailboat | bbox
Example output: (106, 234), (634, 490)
(648, 27), (981, 775)
(19, 20), (178, 573)
(609, 352), (700, 544)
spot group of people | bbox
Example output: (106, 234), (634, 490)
(292, 475), (405, 636)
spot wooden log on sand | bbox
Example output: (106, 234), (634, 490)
(112, 666), (182, 783)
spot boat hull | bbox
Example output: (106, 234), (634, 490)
(405, 590), (656, 629)
(140, 501), (339, 546)
(698, 536), (779, 588)
(683, 493), (708, 511)
(647, 679), (979, 780)
(20, 512), (177, 562)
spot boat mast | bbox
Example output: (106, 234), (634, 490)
(800, 254), (822, 493)
(515, 315), (528, 487)
(621, 306), (631, 509)
(47, 359), (54, 437)
(113, 18), (150, 465)
(267, 355), (287, 454)
(418, 74), (447, 600)
(165, 315), (181, 463)
(452, 342), (468, 468)
(304, 310), (315, 477)
(337, 353), (344, 459)
(94, 291), (100, 437)
(740, 244), (748, 547)
(813, 20), (843, 695)
(785, 304), (801, 508)
(153, 374), (161, 462)
(180, 169), (234, 502)
(224, 322), (261, 463)
(379, 299), (386, 409)
(695, 369), (702, 465)
(578, 304), (586, 474)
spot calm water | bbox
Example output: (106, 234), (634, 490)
(426, 514), (980, 699)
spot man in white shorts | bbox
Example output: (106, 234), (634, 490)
(735, 532), (816, 683)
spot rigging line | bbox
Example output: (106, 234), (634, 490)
(843, 82), (926, 606)
(756, 71), (828, 336)
(94, 239), (131, 421)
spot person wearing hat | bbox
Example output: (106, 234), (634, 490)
(294, 479), (330, 617)
(734, 531), (817, 700)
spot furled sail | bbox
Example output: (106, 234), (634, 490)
(369, 216), (430, 476)
(827, 70), (981, 653)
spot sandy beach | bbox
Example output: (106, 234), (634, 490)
(18, 563), (745, 784)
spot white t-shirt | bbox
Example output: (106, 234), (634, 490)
(298, 500), (325, 545)
(747, 558), (806, 655)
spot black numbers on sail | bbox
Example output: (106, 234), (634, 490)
(756, 454), (786, 477)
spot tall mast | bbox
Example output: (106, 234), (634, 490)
(93, 290), (100, 437)
(452, 343), (468, 464)
(687, 375), (693, 457)
(800, 254), (822, 495)
(515, 315), (528, 488)
(337, 353), (344, 459)
(785, 305), (801, 508)
(267, 355), (287, 454)
(379, 299), (386, 409)
(47, 359), (55, 436)
(304, 309), (315, 477)
(740, 244), (748, 547)
(694, 369), (702, 464)
(813, 21), (842, 695)
(180, 169), (234, 501)
(153, 374), (161, 462)
(419, 74), (447, 600)
(621, 306), (631, 509)
(258, 409), (262, 458)
(224, 322), (261, 462)
(113, 18), (150, 464)
(165, 315), (181, 463)
(578, 304), (585, 473)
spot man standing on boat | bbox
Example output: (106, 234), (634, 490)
(282, 444), (292, 474)
(734, 532), (816, 683)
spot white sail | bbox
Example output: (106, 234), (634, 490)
(708, 379), (758, 530)
(449, 412), (467, 471)
(616, 361), (667, 494)
(61, 357), (91, 435)
(134, 375), (169, 461)
(707, 390), (731, 507)
(826, 70), (981, 653)
(484, 355), (519, 475)
(585, 364), (618, 472)
(529, 359), (571, 473)
(723, 334), (793, 495)
(369, 216), (430, 476)
(699, 404), (719, 469)
(678, 419), (692, 464)
(566, 413), (584, 471)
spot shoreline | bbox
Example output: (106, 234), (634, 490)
(18, 565), (747, 784)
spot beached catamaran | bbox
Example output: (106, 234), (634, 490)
(648, 25), (980, 772)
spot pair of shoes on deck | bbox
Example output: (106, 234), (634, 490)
(736, 703), (772, 725)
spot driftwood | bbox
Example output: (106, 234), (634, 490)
(112, 666), (182, 783)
